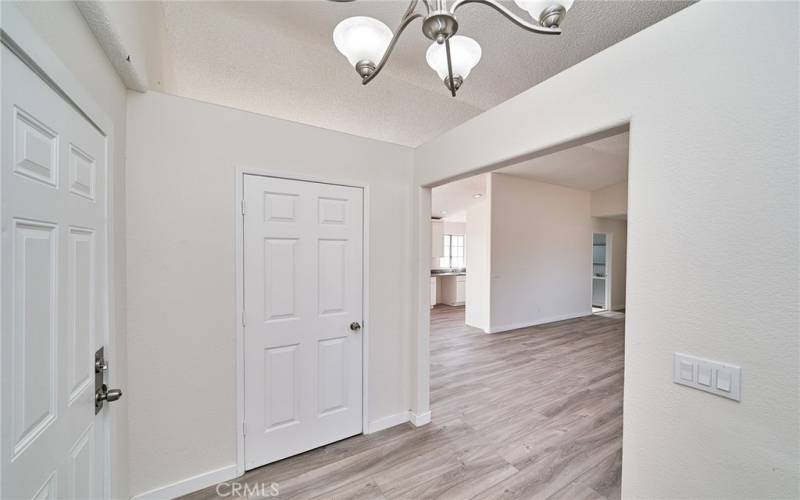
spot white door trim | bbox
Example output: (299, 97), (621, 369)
(234, 166), (370, 476)
(0, 5), (118, 498)
(605, 232), (613, 311)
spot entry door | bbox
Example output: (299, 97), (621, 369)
(243, 175), (363, 469)
(1, 46), (108, 498)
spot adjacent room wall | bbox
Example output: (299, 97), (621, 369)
(125, 91), (414, 497)
(591, 180), (627, 217)
(592, 217), (627, 310)
(489, 174), (592, 332)
(441, 221), (466, 236)
(9, 2), (131, 498)
(464, 195), (491, 331)
(414, 2), (799, 497)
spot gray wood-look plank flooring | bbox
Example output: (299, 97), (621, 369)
(182, 306), (624, 500)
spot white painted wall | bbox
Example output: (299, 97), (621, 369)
(411, 187), (432, 422)
(464, 195), (491, 331)
(591, 180), (628, 217)
(414, 2), (799, 497)
(489, 174), (592, 332)
(430, 219), (443, 269)
(442, 221), (466, 236)
(125, 91), (414, 496)
(592, 217), (627, 310)
(9, 2), (131, 498)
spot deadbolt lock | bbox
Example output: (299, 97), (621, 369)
(350, 321), (361, 331)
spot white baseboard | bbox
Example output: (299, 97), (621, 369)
(367, 411), (410, 434)
(368, 410), (432, 432)
(132, 411), (430, 499)
(409, 410), (431, 427)
(465, 320), (488, 331)
(131, 464), (239, 500)
(486, 311), (591, 334)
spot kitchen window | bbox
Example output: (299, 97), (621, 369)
(441, 234), (465, 268)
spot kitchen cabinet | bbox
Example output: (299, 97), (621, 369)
(430, 277), (437, 308)
(439, 275), (465, 306)
(431, 220), (444, 259)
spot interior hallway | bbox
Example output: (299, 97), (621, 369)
(183, 306), (624, 499)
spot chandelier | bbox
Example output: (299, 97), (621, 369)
(332, 0), (574, 97)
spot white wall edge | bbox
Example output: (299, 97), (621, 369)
(74, 1), (148, 91)
(131, 464), (238, 500)
(486, 311), (592, 334)
(366, 412), (410, 434)
(409, 411), (432, 427)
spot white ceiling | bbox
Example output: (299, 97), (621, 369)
(153, 1), (692, 147)
(431, 174), (488, 221)
(497, 131), (629, 190)
(432, 131), (628, 218)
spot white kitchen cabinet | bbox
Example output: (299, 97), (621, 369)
(439, 275), (465, 306)
(431, 220), (444, 259)
(430, 277), (437, 308)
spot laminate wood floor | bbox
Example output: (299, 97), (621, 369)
(183, 306), (624, 500)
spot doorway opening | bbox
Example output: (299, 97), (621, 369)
(425, 128), (629, 496)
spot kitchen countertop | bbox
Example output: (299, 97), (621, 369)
(431, 271), (466, 277)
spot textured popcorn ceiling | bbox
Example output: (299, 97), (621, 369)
(157, 1), (692, 147)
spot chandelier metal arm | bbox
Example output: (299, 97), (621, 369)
(449, 0), (562, 35)
(403, 0), (421, 18)
(444, 38), (456, 97)
(362, 1), (424, 85)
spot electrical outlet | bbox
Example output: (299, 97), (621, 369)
(673, 353), (741, 402)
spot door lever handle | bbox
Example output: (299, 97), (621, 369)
(96, 384), (123, 404)
(349, 321), (361, 332)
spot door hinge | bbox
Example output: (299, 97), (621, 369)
(242, 421), (247, 436)
(241, 311), (246, 328)
(241, 199), (247, 216)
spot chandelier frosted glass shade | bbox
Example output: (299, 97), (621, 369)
(333, 16), (393, 67)
(332, 0), (568, 97)
(513, 0), (574, 25)
(425, 36), (482, 81)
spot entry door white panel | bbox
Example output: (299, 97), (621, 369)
(243, 175), (363, 469)
(1, 47), (107, 499)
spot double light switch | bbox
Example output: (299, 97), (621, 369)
(673, 353), (741, 401)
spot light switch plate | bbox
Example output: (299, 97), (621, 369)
(673, 353), (741, 401)
(697, 364), (712, 386)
